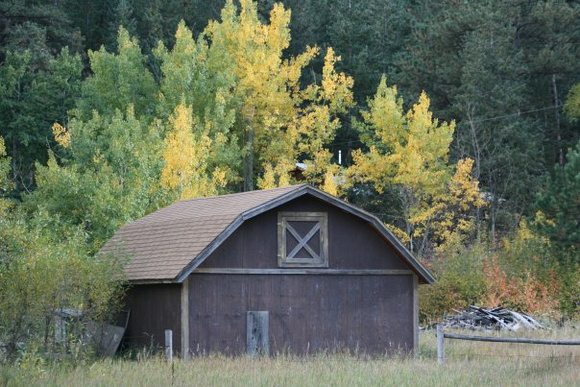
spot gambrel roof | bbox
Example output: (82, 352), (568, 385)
(103, 184), (435, 284)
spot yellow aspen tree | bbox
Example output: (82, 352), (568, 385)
(422, 158), (486, 248)
(52, 123), (71, 149)
(293, 48), (353, 193)
(205, 0), (353, 192)
(160, 103), (228, 200)
(350, 76), (482, 253)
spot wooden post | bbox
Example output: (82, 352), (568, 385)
(247, 311), (269, 357)
(165, 329), (173, 363)
(412, 274), (419, 356)
(436, 324), (445, 365)
(181, 277), (190, 361)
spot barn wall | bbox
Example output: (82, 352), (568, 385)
(124, 284), (181, 354)
(199, 195), (409, 271)
(188, 273), (414, 355)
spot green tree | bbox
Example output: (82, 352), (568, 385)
(0, 47), (82, 192)
(322, 0), (411, 102)
(535, 140), (580, 262)
(77, 27), (158, 120)
(452, 6), (545, 240)
(26, 106), (161, 249)
(0, 1), (83, 58)
(394, 0), (580, 240)
(106, 0), (138, 50)
(0, 211), (125, 359)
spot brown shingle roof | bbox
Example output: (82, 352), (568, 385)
(103, 184), (435, 284)
(104, 185), (304, 282)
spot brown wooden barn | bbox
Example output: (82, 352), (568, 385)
(105, 184), (434, 357)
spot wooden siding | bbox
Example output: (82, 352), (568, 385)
(124, 284), (182, 354)
(189, 274), (414, 355)
(199, 196), (409, 271)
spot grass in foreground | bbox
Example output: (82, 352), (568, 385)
(1, 327), (579, 386)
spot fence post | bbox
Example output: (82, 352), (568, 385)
(437, 324), (445, 365)
(165, 329), (173, 363)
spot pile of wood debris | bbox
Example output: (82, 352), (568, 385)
(443, 305), (545, 331)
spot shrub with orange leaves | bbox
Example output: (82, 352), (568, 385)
(418, 221), (566, 323)
(482, 256), (560, 318)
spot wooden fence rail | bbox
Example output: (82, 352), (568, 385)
(436, 324), (580, 364)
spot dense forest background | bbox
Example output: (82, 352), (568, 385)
(0, 0), (579, 360)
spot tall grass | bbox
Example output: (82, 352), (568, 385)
(1, 327), (578, 386)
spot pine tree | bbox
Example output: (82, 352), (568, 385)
(535, 140), (580, 262)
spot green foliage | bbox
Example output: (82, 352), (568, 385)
(419, 238), (488, 322)
(320, 0), (410, 102)
(565, 83), (580, 120)
(0, 47), (83, 191)
(535, 140), (580, 262)
(107, 0), (138, 49)
(393, 0), (580, 239)
(26, 106), (162, 249)
(77, 27), (158, 120)
(0, 211), (126, 361)
(0, 1), (83, 56)
(557, 265), (580, 318)
(0, 137), (12, 195)
(421, 221), (571, 322)
(452, 5), (546, 237)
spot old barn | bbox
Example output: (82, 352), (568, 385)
(106, 184), (434, 357)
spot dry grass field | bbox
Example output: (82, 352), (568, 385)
(1, 326), (579, 386)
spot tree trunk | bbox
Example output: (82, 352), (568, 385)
(243, 126), (254, 191)
(466, 104), (482, 239)
(552, 74), (564, 166)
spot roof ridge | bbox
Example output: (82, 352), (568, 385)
(179, 184), (306, 203)
(126, 213), (240, 228)
(127, 184), (308, 226)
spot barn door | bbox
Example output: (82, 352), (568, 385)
(246, 311), (269, 356)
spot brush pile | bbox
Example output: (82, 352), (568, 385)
(443, 305), (545, 331)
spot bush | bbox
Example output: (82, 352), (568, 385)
(419, 222), (565, 323)
(419, 234), (487, 323)
(0, 211), (126, 363)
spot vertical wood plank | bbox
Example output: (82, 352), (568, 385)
(181, 276), (190, 360)
(413, 274), (419, 355)
(247, 311), (269, 356)
(165, 329), (173, 362)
